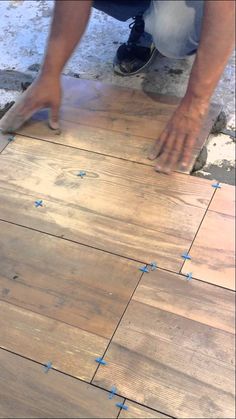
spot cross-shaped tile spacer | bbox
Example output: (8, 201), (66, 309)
(109, 386), (117, 399)
(8, 135), (15, 142)
(95, 357), (107, 366)
(150, 262), (158, 271)
(181, 252), (191, 261)
(212, 182), (221, 189)
(116, 402), (128, 411)
(76, 171), (86, 178)
(186, 272), (193, 281)
(44, 361), (52, 373)
(34, 199), (43, 208)
(139, 265), (149, 273)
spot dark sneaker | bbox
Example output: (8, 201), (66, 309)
(113, 15), (157, 76)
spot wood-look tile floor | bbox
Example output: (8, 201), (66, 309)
(0, 78), (234, 419)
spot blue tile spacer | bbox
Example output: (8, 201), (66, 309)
(212, 182), (221, 189)
(8, 135), (15, 142)
(34, 199), (43, 208)
(44, 361), (52, 373)
(116, 402), (128, 411)
(109, 386), (117, 399)
(186, 272), (193, 281)
(181, 252), (191, 261)
(76, 170), (86, 178)
(150, 262), (158, 271)
(139, 265), (149, 273)
(95, 357), (107, 366)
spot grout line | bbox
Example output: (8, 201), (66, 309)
(18, 93), (219, 144)
(17, 117), (167, 140)
(15, 131), (155, 169)
(0, 217), (234, 292)
(0, 142), (10, 154)
(178, 271), (235, 292)
(0, 346), (111, 394)
(0, 218), (145, 265)
(90, 268), (145, 384)
(179, 187), (217, 274)
(1, 346), (173, 418)
(0, 217), (179, 271)
(121, 397), (177, 419)
(15, 131), (206, 178)
(116, 398), (126, 418)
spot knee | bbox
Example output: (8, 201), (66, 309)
(147, 15), (197, 58)
(153, 26), (197, 58)
(144, 1), (202, 58)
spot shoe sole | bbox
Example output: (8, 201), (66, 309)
(113, 47), (158, 77)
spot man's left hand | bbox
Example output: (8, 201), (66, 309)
(148, 95), (209, 174)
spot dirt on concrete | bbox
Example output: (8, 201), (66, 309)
(0, 70), (33, 91)
(193, 160), (235, 185)
(0, 101), (15, 119)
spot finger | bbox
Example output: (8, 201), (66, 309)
(178, 134), (198, 172)
(0, 92), (38, 133)
(155, 131), (178, 174)
(164, 133), (186, 173)
(148, 129), (168, 160)
(49, 105), (60, 130)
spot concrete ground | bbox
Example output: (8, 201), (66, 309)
(0, 0), (235, 184)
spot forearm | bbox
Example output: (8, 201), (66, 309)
(185, 0), (235, 104)
(41, 0), (92, 78)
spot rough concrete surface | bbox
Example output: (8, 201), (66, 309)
(0, 0), (235, 184)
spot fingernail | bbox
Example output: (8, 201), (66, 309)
(148, 153), (156, 160)
(179, 163), (188, 172)
(48, 120), (60, 130)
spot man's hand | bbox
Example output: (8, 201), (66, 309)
(0, 0), (92, 133)
(148, 96), (209, 173)
(149, 0), (234, 174)
(0, 75), (61, 133)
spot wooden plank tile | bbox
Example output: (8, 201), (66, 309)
(134, 269), (235, 334)
(0, 300), (107, 381)
(119, 401), (170, 418)
(210, 183), (235, 216)
(0, 221), (140, 338)
(0, 138), (214, 271)
(18, 117), (159, 166)
(93, 271), (235, 418)
(0, 349), (123, 418)
(16, 77), (220, 174)
(182, 211), (235, 290)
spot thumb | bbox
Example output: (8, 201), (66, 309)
(49, 104), (60, 130)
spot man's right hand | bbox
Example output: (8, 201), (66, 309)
(0, 74), (61, 133)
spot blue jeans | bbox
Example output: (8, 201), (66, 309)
(93, 0), (204, 58)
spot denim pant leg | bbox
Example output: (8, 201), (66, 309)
(144, 0), (204, 58)
(93, 0), (151, 22)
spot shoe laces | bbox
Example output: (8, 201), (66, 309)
(129, 15), (144, 30)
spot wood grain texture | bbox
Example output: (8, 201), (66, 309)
(93, 271), (235, 419)
(0, 137), (214, 271)
(0, 349), (123, 418)
(210, 183), (235, 216)
(0, 220), (140, 338)
(134, 269), (235, 334)
(119, 401), (170, 418)
(16, 77), (220, 174)
(18, 116), (160, 166)
(0, 300), (107, 381)
(182, 210), (235, 290)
